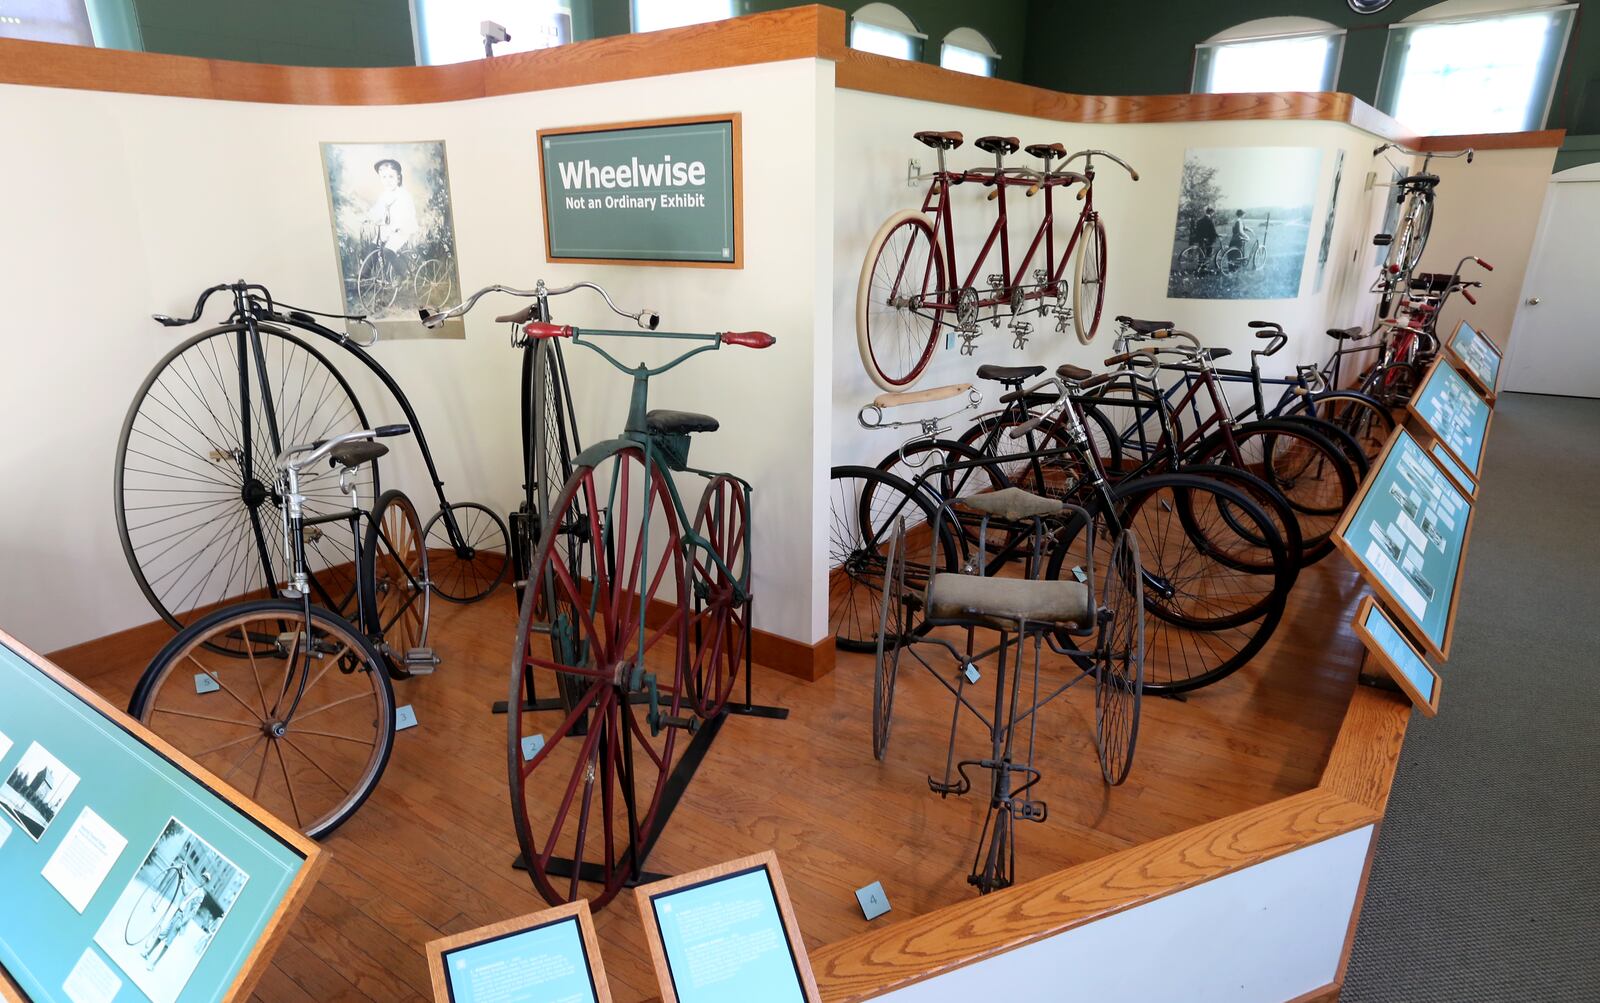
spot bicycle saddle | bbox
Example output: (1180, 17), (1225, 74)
(1399, 173), (1440, 188)
(928, 570), (1090, 631)
(1057, 364), (1093, 382)
(914, 130), (963, 150)
(974, 135), (1020, 156)
(495, 304), (537, 324)
(1326, 326), (1366, 340)
(976, 364), (1044, 384)
(329, 441), (388, 468)
(1025, 142), (1066, 160)
(1115, 316), (1174, 335)
(998, 388), (1059, 407)
(646, 409), (719, 435)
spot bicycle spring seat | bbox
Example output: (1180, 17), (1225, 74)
(1057, 364), (1093, 382)
(976, 364), (1045, 384)
(1115, 316), (1175, 335)
(495, 304), (538, 324)
(1326, 326), (1366, 341)
(914, 130), (963, 150)
(326, 440), (388, 468)
(974, 135), (1020, 156)
(646, 409), (719, 435)
(1025, 142), (1066, 160)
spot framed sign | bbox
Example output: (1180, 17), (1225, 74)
(1406, 357), (1493, 488)
(1354, 595), (1442, 716)
(635, 851), (820, 1003)
(1445, 319), (1502, 400)
(0, 630), (321, 1003)
(1333, 428), (1475, 661)
(426, 901), (611, 1003)
(538, 114), (742, 268)
(1429, 440), (1477, 499)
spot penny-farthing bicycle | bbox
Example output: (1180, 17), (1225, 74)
(504, 319), (775, 910)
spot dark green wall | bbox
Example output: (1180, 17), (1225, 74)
(131, 0), (414, 67)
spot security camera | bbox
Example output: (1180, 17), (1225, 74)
(481, 20), (510, 44)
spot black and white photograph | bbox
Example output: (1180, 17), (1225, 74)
(0, 740), (81, 841)
(1314, 149), (1345, 293)
(1167, 146), (1321, 300)
(320, 140), (464, 338)
(93, 817), (250, 1003)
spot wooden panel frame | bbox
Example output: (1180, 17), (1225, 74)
(0, 629), (323, 1003)
(425, 900), (611, 1003)
(1427, 439), (1480, 501)
(1331, 428), (1476, 663)
(635, 850), (821, 1003)
(1353, 595), (1442, 717)
(1404, 355), (1496, 488)
(536, 113), (743, 269)
(1444, 318), (1504, 402)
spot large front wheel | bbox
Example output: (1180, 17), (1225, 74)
(857, 210), (947, 390)
(509, 449), (689, 910)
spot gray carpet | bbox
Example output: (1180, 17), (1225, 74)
(1343, 393), (1600, 1002)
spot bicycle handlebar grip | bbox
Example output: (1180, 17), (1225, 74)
(1104, 350), (1153, 366)
(1247, 320), (1280, 330)
(1079, 372), (1116, 391)
(151, 314), (184, 327)
(643, 311), (661, 331)
(1128, 167), (1140, 182)
(1462, 289), (1477, 305)
(524, 322), (575, 339)
(1476, 258), (1494, 271)
(721, 331), (776, 349)
(1007, 415), (1046, 440)
(374, 424), (411, 438)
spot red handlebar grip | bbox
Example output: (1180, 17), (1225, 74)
(524, 322), (575, 339)
(721, 331), (776, 349)
(1476, 258), (1494, 271)
(1462, 289), (1477, 305)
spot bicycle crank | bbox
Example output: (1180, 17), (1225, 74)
(626, 664), (700, 736)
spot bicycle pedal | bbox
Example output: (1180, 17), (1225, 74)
(1011, 798), (1047, 822)
(985, 273), (1004, 289)
(928, 776), (969, 797)
(658, 713), (699, 733)
(1032, 268), (1049, 285)
(403, 648), (440, 675)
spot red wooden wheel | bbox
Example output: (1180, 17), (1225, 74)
(687, 476), (749, 717)
(508, 448), (688, 909)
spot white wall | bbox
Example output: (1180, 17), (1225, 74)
(830, 89), (1390, 471)
(876, 825), (1372, 1002)
(0, 58), (831, 653)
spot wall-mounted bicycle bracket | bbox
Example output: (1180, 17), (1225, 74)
(908, 158), (924, 187)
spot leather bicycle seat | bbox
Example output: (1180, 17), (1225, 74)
(914, 130), (963, 150)
(1057, 364), (1093, 382)
(495, 304), (537, 324)
(976, 364), (1045, 384)
(1399, 173), (1440, 188)
(975, 135), (1020, 156)
(1115, 316), (1175, 335)
(1326, 326), (1365, 340)
(1025, 142), (1066, 160)
(646, 410), (719, 435)
(1204, 348), (1233, 361)
(998, 389), (1060, 407)
(329, 441), (388, 468)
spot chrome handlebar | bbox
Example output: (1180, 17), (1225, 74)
(421, 280), (660, 331)
(1063, 148), (1140, 181)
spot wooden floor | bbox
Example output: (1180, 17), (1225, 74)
(57, 558), (1366, 1003)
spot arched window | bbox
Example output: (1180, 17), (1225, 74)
(850, 3), (923, 61)
(631, 0), (734, 34)
(940, 27), (998, 77)
(1192, 17), (1344, 94)
(1376, 0), (1576, 134)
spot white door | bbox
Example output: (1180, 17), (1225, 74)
(1505, 169), (1600, 397)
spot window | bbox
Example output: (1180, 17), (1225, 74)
(414, 0), (572, 65)
(0, 0), (93, 46)
(940, 27), (998, 78)
(1193, 18), (1343, 94)
(1376, 5), (1576, 134)
(850, 3), (923, 61)
(632, 0), (734, 34)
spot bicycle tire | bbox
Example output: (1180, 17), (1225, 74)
(687, 475), (750, 717)
(124, 863), (182, 946)
(829, 465), (961, 651)
(362, 489), (430, 678)
(423, 502), (510, 603)
(871, 518), (908, 761)
(955, 405), (1119, 502)
(1403, 198), (1433, 273)
(1283, 390), (1395, 466)
(1073, 215), (1107, 343)
(131, 599), (395, 839)
(858, 210), (947, 390)
(1096, 529), (1143, 785)
(875, 438), (1021, 566)
(115, 323), (378, 645)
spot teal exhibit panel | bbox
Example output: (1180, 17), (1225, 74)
(1333, 429), (1475, 661)
(0, 632), (320, 1003)
(538, 115), (741, 266)
(1407, 358), (1493, 483)
(1445, 319), (1502, 398)
(636, 852), (819, 1003)
(1353, 596), (1442, 716)
(426, 901), (611, 1003)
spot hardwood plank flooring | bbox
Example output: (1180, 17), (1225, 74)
(56, 558), (1365, 1002)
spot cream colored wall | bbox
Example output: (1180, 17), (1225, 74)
(830, 89), (1390, 471)
(1412, 145), (1558, 350)
(0, 58), (831, 654)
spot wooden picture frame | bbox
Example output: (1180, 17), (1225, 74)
(0, 629), (323, 1003)
(1426, 439), (1479, 500)
(1353, 595), (1442, 717)
(1332, 428), (1476, 663)
(426, 901), (611, 1003)
(1444, 318), (1502, 402)
(537, 112), (743, 269)
(635, 850), (820, 1003)
(1403, 355), (1495, 492)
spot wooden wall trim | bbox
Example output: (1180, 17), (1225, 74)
(1417, 129), (1567, 152)
(809, 682), (1411, 1002)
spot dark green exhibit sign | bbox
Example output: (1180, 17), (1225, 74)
(539, 116), (741, 266)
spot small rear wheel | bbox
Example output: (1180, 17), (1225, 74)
(363, 490), (429, 677)
(423, 502), (510, 603)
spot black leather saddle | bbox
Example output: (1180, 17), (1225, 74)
(646, 410), (719, 435)
(976, 364), (1045, 384)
